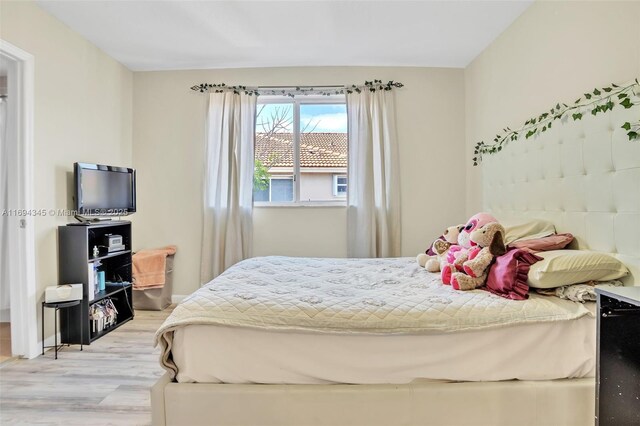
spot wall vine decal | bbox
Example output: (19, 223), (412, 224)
(473, 79), (640, 166)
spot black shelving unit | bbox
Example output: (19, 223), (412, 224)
(595, 287), (640, 426)
(58, 221), (134, 345)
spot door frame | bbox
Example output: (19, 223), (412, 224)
(1, 40), (39, 359)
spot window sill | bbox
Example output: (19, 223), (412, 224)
(254, 201), (347, 208)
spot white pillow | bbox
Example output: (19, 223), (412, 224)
(527, 250), (629, 289)
(503, 219), (556, 245)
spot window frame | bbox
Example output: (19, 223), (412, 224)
(254, 95), (347, 207)
(333, 174), (347, 197)
(268, 175), (294, 202)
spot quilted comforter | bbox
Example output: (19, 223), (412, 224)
(156, 256), (592, 376)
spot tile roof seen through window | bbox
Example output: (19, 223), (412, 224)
(255, 133), (347, 168)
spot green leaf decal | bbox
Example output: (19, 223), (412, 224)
(621, 98), (634, 109)
(472, 80), (640, 166)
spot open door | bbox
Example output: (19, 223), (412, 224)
(0, 40), (38, 359)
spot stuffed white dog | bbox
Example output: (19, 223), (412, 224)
(416, 224), (464, 272)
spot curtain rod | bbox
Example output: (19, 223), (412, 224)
(257, 85), (344, 89)
(190, 80), (403, 95)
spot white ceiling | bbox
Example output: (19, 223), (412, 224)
(36, 0), (532, 71)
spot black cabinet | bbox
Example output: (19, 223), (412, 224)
(58, 221), (134, 345)
(596, 287), (640, 425)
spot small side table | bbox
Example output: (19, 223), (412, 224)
(41, 300), (83, 359)
(595, 286), (640, 425)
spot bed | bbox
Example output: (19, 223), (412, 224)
(152, 102), (640, 425)
(152, 256), (603, 426)
(159, 256), (596, 384)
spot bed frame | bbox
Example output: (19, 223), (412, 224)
(152, 374), (594, 426)
(151, 99), (639, 425)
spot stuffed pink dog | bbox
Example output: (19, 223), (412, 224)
(450, 222), (506, 290)
(441, 212), (498, 286)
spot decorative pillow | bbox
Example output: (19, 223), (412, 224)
(484, 248), (542, 300)
(509, 233), (574, 252)
(527, 250), (629, 289)
(503, 219), (556, 245)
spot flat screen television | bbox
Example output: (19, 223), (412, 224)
(74, 162), (136, 216)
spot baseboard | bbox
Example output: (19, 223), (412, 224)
(0, 308), (9, 322)
(171, 295), (187, 304)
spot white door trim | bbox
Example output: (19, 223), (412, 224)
(1, 39), (39, 359)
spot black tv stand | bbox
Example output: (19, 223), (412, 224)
(58, 221), (134, 345)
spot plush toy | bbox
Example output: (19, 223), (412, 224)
(449, 221), (507, 291)
(416, 224), (464, 272)
(441, 213), (500, 285)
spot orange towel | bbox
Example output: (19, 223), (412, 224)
(132, 245), (176, 290)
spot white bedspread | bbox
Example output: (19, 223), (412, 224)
(156, 256), (592, 377)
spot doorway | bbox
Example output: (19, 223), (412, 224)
(0, 40), (38, 360)
(0, 57), (12, 362)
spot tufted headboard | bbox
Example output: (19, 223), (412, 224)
(483, 101), (640, 286)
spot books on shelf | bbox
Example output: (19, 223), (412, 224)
(87, 263), (95, 301)
(87, 261), (103, 301)
(89, 298), (118, 334)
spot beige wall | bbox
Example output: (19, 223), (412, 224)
(465, 0), (640, 216)
(0, 1), (133, 341)
(133, 67), (466, 295)
(299, 172), (342, 202)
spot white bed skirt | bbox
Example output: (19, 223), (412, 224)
(152, 373), (595, 426)
(172, 312), (595, 384)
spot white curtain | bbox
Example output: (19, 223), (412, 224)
(0, 97), (9, 310)
(346, 89), (401, 258)
(201, 91), (257, 283)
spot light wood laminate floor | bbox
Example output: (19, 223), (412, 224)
(0, 307), (172, 425)
(0, 322), (11, 363)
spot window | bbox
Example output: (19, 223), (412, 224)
(254, 177), (294, 202)
(254, 96), (347, 204)
(333, 175), (347, 197)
